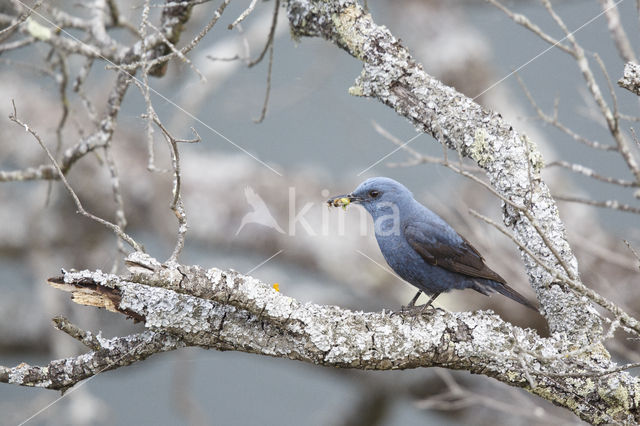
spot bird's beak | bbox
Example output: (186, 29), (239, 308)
(326, 193), (363, 208)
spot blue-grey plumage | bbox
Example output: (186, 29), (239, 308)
(328, 177), (537, 310)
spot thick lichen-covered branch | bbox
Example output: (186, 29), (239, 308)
(619, 62), (640, 96)
(1, 254), (637, 424)
(285, 0), (602, 344)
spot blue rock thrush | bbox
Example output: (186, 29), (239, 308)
(328, 177), (537, 311)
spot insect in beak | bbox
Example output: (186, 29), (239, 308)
(326, 194), (359, 210)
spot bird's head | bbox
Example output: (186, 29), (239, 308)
(328, 177), (413, 217)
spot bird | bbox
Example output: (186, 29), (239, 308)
(328, 177), (537, 311)
(236, 186), (285, 235)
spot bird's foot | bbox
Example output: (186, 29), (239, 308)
(391, 303), (439, 317)
(391, 291), (442, 316)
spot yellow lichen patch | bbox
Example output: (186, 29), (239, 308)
(348, 84), (364, 97)
(522, 134), (545, 173)
(506, 370), (520, 383)
(597, 378), (630, 415)
(26, 18), (52, 41)
(469, 128), (494, 167)
(332, 5), (367, 61)
(582, 378), (595, 393)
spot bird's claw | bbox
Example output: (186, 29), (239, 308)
(391, 303), (439, 317)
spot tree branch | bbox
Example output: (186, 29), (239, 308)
(0, 253), (634, 423)
(619, 61), (640, 96)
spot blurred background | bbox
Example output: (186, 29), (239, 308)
(1, 0), (639, 424)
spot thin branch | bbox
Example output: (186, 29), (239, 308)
(624, 240), (640, 269)
(247, 0), (279, 68)
(146, 19), (206, 82)
(485, 0), (573, 55)
(52, 316), (102, 351)
(206, 53), (242, 61)
(0, 0), (43, 43)
(254, 41), (274, 123)
(73, 58), (99, 125)
(152, 116), (200, 263)
(541, 0), (640, 184)
(546, 160), (639, 187)
(516, 75), (617, 152)
(45, 51), (70, 207)
(373, 120), (481, 172)
(593, 52), (619, 131)
(0, 36), (35, 53)
(8, 100), (144, 253)
(143, 0), (213, 8)
(116, 0), (233, 74)
(597, 0), (637, 63)
(554, 195), (640, 215)
(229, 0), (259, 30)
(104, 145), (128, 272)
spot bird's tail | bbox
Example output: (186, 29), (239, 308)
(475, 280), (538, 311)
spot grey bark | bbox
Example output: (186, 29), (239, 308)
(619, 62), (640, 96)
(1, 253), (637, 424)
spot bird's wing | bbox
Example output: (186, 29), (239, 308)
(404, 222), (506, 284)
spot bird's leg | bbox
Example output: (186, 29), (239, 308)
(392, 291), (438, 317)
(419, 291), (442, 313)
(406, 290), (422, 308)
(391, 291), (422, 316)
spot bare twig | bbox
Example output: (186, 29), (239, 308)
(0, 0), (43, 43)
(146, 19), (206, 82)
(624, 240), (640, 268)
(152, 116), (200, 263)
(554, 195), (640, 215)
(73, 58), (99, 125)
(516, 75), (617, 151)
(254, 42), (274, 123)
(373, 121), (481, 172)
(0, 36), (35, 53)
(597, 0), (637, 63)
(117, 0), (233, 74)
(45, 52), (70, 207)
(104, 145), (129, 272)
(206, 53), (242, 61)
(52, 316), (102, 351)
(229, 0), (260, 30)
(8, 100), (144, 253)
(485, 0), (573, 55)
(593, 52), (619, 130)
(248, 0), (279, 68)
(540, 0), (640, 184)
(546, 160), (639, 188)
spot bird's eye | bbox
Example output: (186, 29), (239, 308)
(369, 190), (380, 198)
